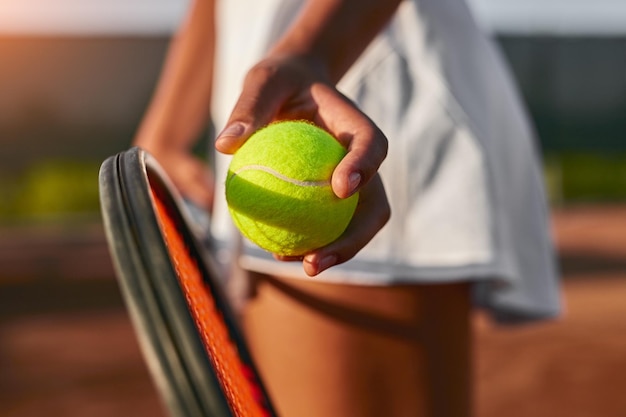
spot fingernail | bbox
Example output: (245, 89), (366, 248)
(217, 123), (245, 139)
(348, 172), (362, 195)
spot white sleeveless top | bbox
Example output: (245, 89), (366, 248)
(208, 0), (562, 323)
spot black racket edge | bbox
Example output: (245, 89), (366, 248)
(100, 147), (279, 417)
(99, 149), (232, 417)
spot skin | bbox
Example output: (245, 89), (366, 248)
(134, 1), (473, 416)
(242, 274), (472, 417)
(216, 0), (401, 275)
(136, 0), (397, 277)
(134, 0), (216, 210)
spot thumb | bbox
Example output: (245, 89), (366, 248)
(215, 62), (294, 154)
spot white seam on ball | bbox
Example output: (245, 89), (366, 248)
(233, 165), (329, 187)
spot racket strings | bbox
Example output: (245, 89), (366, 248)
(151, 189), (270, 417)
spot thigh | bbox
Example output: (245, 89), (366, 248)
(241, 272), (473, 417)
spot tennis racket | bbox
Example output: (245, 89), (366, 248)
(98, 147), (278, 417)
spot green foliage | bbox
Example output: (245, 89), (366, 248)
(0, 176), (19, 219)
(545, 152), (626, 203)
(0, 160), (101, 222)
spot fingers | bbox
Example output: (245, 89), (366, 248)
(216, 58), (390, 277)
(302, 174), (390, 276)
(215, 59), (300, 154)
(310, 83), (388, 199)
(215, 58), (388, 203)
(217, 76), (388, 196)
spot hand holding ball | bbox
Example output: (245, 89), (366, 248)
(225, 121), (358, 256)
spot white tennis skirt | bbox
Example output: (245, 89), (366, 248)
(207, 0), (562, 323)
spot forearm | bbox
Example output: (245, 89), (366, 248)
(269, 0), (403, 83)
(134, 0), (215, 152)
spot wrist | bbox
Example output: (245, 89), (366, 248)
(263, 49), (333, 85)
(265, 0), (402, 83)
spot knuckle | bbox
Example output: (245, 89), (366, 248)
(246, 61), (278, 83)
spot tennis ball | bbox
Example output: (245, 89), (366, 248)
(225, 120), (358, 256)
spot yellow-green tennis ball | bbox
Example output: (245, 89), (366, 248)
(225, 120), (358, 256)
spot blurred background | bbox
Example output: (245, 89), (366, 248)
(0, 0), (625, 416)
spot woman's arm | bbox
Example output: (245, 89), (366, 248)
(270, 0), (404, 83)
(134, 0), (216, 209)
